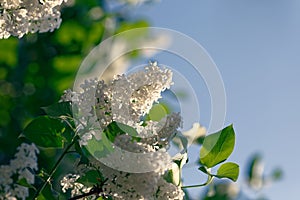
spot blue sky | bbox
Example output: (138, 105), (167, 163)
(132, 0), (300, 199)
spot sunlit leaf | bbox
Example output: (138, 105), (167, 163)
(85, 132), (114, 159)
(200, 125), (235, 168)
(216, 162), (239, 182)
(148, 103), (169, 121)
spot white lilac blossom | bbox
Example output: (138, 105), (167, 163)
(156, 178), (184, 199)
(61, 64), (176, 146)
(0, 0), (68, 39)
(60, 174), (91, 197)
(98, 162), (184, 199)
(95, 65), (174, 127)
(61, 161), (184, 200)
(0, 143), (39, 200)
(60, 64), (185, 199)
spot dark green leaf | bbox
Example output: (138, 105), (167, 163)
(41, 102), (72, 117)
(105, 121), (138, 142)
(17, 178), (36, 190)
(216, 162), (239, 182)
(113, 122), (138, 137)
(198, 166), (209, 174)
(173, 153), (188, 169)
(74, 141), (91, 165)
(200, 125), (235, 168)
(77, 170), (102, 187)
(22, 116), (66, 148)
(163, 169), (175, 184)
(36, 184), (57, 200)
(195, 136), (205, 145)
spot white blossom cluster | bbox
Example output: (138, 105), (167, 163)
(0, 143), (39, 200)
(60, 64), (185, 199)
(61, 160), (185, 200)
(0, 0), (68, 39)
(97, 162), (184, 199)
(60, 174), (92, 198)
(61, 64), (178, 147)
(94, 65), (178, 147)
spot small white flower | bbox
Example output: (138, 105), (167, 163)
(60, 174), (92, 197)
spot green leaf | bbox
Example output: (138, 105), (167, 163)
(200, 125), (235, 168)
(105, 121), (138, 142)
(148, 103), (169, 121)
(17, 178), (36, 190)
(37, 184), (57, 200)
(198, 166), (209, 174)
(163, 169), (175, 184)
(77, 170), (102, 187)
(113, 122), (138, 137)
(41, 102), (72, 118)
(195, 136), (205, 145)
(22, 116), (66, 148)
(216, 162), (239, 182)
(85, 132), (114, 158)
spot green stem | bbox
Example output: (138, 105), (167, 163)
(33, 138), (77, 199)
(181, 175), (214, 189)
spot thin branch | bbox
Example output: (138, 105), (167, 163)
(33, 138), (77, 199)
(181, 175), (214, 189)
